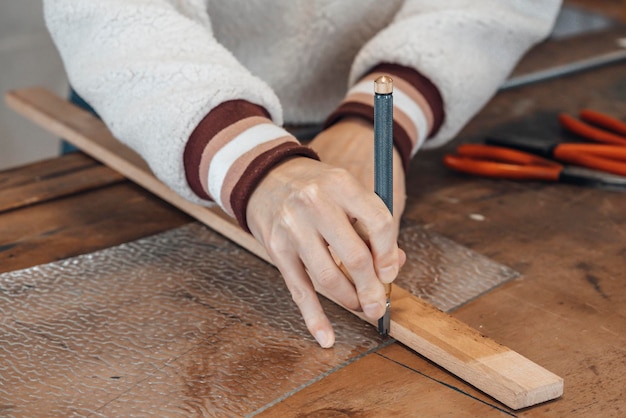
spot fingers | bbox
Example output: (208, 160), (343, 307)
(356, 206), (400, 285)
(291, 176), (385, 320)
(272, 245), (336, 348)
(246, 157), (404, 345)
(323, 227), (387, 320)
(325, 171), (401, 285)
(299, 235), (361, 312)
(398, 248), (407, 269)
(290, 169), (400, 321)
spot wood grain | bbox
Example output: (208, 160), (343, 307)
(0, 181), (191, 274)
(0, 152), (95, 189)
(0, 161), (124, 213)
(4, 87), (563, 409)
(257, 344), (514, 417)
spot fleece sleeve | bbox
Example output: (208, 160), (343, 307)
(328, 0), (562, 169)
(43, 0), (318, 231)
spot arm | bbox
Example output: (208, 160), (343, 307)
(307, 2), (561, 327)
(44, 0), (403, 347)
(43, 0), (316, 227)
(345, 0), (563, 151)
(314, 0), (561, 208)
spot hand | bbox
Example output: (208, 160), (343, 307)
(309, 117), (407, 232)
(246, 156), (403, 348)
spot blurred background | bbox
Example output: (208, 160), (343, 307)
(0, 0), (624, 170)
(0, 1), (66, 170)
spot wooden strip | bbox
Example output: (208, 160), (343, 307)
(4, 88), (269, 262)
(4, 87), (563, 409)
(0, 152), (97, 189)
(0, 163), (125, 213)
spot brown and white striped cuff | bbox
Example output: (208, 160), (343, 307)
(184, 100), (319, 232)
(325, 64), (444, 171)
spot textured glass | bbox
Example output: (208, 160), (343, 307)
(0, 222), (517, 416)
(396, 223), (519, 312)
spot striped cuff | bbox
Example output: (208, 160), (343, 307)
(184, 100), (319, 232)
(325, 64), (444, 171)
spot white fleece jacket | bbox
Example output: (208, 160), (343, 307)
(43, 0), (561, 227)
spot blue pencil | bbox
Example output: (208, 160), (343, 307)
(374, 75), (393, 336)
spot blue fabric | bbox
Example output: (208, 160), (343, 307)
(61, 88), (99, 154)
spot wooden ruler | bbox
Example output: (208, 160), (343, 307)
(5, 87), (563, 410)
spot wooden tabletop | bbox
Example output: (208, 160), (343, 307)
(2, 8), (625, 417)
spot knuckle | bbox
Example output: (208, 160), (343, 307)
(290, 285), (311, 306)
(329, 166), (351, 180)
(287, 167), (360, 211)
(315, 266), (341, 289)
(359, 287), (384, 305)
(296, 182), (324, 207)
(343, 247), (371, 271)
(369, 206), (394, 234)
(265, 236), (288, 260)
(332, 168), (359, 191)
(330, 167), (354, 182)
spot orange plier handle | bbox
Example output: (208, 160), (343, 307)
(559, 109), (626, 146)
(557, 109), (626, 176)
(554, 143), (626, 177)
(444, 144), (562, 181)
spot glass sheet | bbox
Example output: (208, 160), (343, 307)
(0, 222), (517, 416)
(396, 224), (519, 312)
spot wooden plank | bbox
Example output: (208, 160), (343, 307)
(4, 87), (563, 409)
(412, 159), (626, 416)
(0, 182), (191, 274)
(257, 345), (512, 417)
(0, 152), (97, 189)
(4, 87), (268, 262)
(0, 163), (125, 213)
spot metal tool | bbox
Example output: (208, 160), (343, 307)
(374, 75), (393, 335)
(501, 38), (626, 90)
(485, 136), (626, 177)
(487, 109), (626, 177)
(445, 109), (626, 189)
(444, 143), (626, 190)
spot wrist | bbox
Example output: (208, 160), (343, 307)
(184, 100), (319, 232)
(323, 63), (444, 172)
(311, 117), (404, 178)
(246, 156), (321, 235)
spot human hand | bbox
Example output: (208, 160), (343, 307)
(246, 156), (404, 348)
(309, 117), (406, 231)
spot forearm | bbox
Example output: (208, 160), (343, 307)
(349, 0), (562, 148)
(43, 0), (319, 228)
(184, 100), (318, 230)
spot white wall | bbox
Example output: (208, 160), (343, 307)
(0, 1), (68, 170)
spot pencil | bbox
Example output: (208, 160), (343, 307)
(374, 75), (393, 336)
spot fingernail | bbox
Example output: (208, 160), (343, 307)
(363, 302), (382, 319)
(315, 330), (332, 348)
(379, 265), (397, 282)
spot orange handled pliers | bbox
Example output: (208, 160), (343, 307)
(554, 109), (626, 176)
(559, 109), (626, 146)
(444, 144), (626, 189)
(444, 110), (626, 189)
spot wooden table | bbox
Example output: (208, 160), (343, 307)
(2, 9), (625, 418)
